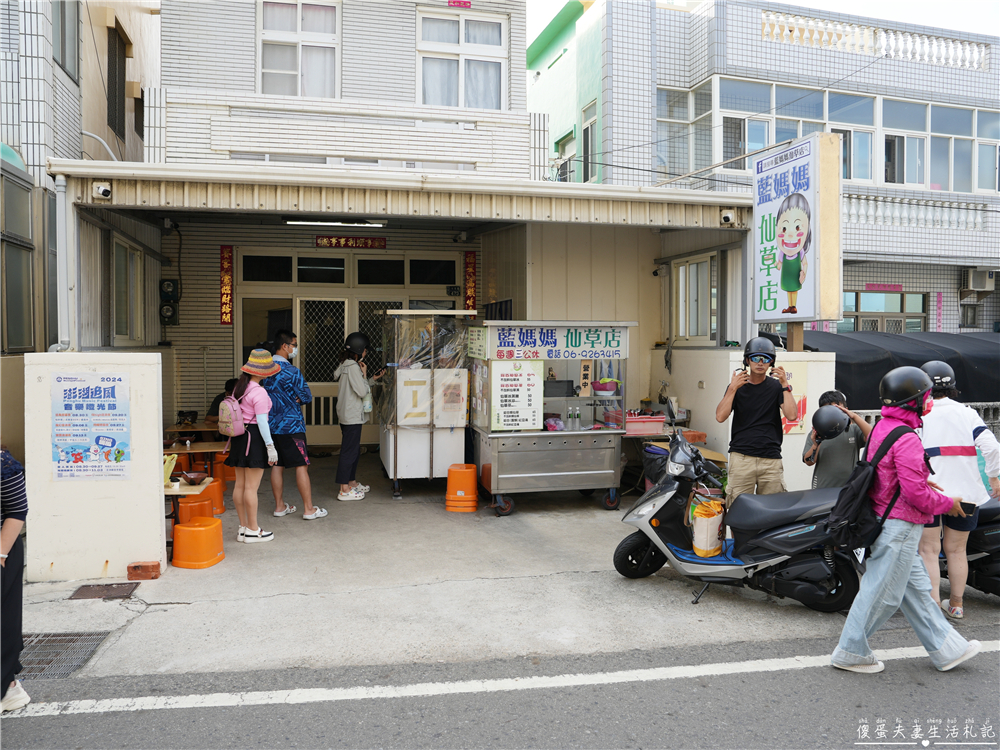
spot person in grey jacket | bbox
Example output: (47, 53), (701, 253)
(334, 332), (383, 501)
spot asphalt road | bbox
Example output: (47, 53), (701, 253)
(5, 624), (997, 750)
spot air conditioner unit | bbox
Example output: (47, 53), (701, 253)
(963, 269), (995, 292)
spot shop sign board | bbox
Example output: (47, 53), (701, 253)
(488, 325), (628, 361)
(51, 372), (131, 480)
(490, 360), (543, 431)
(220, 246), (233, 325)
(468, 327), (488, 360)
(752, 132), (841, 324)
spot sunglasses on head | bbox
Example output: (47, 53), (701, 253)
(748, 355), (773, 364)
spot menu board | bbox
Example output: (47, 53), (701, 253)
(490, 360), (543, 431)
(51, 372), (131, 480)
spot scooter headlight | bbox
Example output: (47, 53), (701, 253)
(667, 460), (686, 476)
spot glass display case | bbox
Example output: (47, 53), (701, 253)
(469, 320), (635, 515)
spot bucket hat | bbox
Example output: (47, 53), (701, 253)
(242, 348), (281, 378)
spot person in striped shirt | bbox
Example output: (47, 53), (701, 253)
(1, 446), (30, 712)
(917, 361), (1000, 620)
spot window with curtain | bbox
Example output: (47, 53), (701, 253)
(107, 27), (126, 139)
(418, 12), (506, 110)
(112, 239), (145, 346)
(53, 0), (79, 79)
(672, 254), (718, 344)
(260, 1), (340, 99)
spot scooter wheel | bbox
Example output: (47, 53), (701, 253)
(613, 531), (667, 578)
(803, 560), (861, 613)
(494, 495), (514, 516)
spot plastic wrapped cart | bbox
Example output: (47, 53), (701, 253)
(379, 311), (469, 498)
(469, 320), (636, 515)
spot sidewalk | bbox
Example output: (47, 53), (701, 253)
(22, 453), (977, 679)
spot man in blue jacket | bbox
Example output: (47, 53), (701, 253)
(263, 330), (327, 520)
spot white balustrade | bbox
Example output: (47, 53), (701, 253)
(761, 12), (990, 71)
(841, 195), (987, 230)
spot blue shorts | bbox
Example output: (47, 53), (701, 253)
(924, 505), (980, 532)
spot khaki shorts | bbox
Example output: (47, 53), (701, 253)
(725, 452), (786, 507)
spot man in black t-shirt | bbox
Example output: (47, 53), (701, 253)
(205, 378), (238, 427)
(715, 338), (798, 507)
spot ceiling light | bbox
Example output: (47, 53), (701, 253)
(284, 220), (386, 227)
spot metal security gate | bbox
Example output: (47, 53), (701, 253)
(297, 298), (346, 446)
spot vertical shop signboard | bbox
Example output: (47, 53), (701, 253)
(464, 251), (477, 311)
(220, 246), (234, 325)
(752, 132), (841, 325)
(51, 373), (131, 480)
(490, 360), (543, 431)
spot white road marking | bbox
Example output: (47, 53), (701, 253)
(7, 641), (998, 719)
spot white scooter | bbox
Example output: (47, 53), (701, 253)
(613, 405), (863, 611)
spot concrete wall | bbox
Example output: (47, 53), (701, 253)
(23, 352), (166, 582)
(518, 222), (661, 405)
(652, 347), (836, 492)
(80, 1), (160, 164)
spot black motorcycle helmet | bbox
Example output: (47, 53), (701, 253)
(344, 331), (370, 357)
(812, 404), (850, 441)
(879, 366), (934, 414)
(920, 360), (957, 390)
(743, 336), (777, 367)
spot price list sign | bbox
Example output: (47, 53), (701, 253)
(50, 372), (131, 480)
(490, 360), (543, 431)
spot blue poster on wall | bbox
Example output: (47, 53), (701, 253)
(51, 372), (131, 480)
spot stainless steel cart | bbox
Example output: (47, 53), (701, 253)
(469, 320), (636, 515)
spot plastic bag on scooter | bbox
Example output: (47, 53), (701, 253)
(692, 500), (724, 557)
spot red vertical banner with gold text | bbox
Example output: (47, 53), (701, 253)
(220, 246), (234, 325)
(464, 250), (476, 311)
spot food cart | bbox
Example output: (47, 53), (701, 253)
(379, 310), (469, 499)
(469, 320), (636, 515)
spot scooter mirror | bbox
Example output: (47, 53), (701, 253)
(664, 399), (676, 426)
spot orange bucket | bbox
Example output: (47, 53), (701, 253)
(445, 464), (478, 513)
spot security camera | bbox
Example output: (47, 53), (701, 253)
(721, 210), (735, 225)
(652, 269), (660, 277)
(93, 182), (112, 199)
(453, 231), (468, 243)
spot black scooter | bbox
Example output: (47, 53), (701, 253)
(613, 405), (864, 612)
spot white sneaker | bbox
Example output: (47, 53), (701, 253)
(237, 526), (246, 542)
(338, 488), (365, 501)
(243, 527), (274, 543)
(938, 640), (981, 672)
(2, 680), (30, 712)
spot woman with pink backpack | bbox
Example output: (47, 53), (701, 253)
(222, 349), (281, 543)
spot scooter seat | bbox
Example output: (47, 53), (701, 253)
(977, 498), (1000, 525)
(726, 487), (841, 531)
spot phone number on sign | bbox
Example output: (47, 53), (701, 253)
(547, 349), (621, 359)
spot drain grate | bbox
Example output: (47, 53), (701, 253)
(19, 632), (112, 679)
(68, 582), (140, 600)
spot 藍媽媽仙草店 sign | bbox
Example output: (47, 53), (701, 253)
(751, 132), (841, 325)
(488, 325), (628, 361)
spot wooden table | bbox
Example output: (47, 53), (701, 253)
(165, 421), (219, 434)
(164, 478), (213, 561)
(163, 441), (229, 475)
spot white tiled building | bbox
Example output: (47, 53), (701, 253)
(528, 0), (1000, 337)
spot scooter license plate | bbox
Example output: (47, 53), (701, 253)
(853, 547), (865, 564)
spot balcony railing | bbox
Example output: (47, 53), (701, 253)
(762, 11), (991, 72)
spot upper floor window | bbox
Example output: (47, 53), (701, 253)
(417, 11), (506, 110)
(107, 27), (127, 140)
(828, 93), (874, 126)
(260, 0), (340, 99)
(582, 102), (598, 182)
(53, 0), (79, 79)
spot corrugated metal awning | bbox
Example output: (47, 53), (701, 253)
(47, 158), (751, 230)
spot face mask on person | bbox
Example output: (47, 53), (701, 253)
(290, 346), (298, 359)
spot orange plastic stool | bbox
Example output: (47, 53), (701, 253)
(176, 496), (214, 524)
(215, 453), (236, 482)
(174, 454), (192, 472)
(171, 517), (225, 569)
(203, 478), (226, 515)
(445, 464), (479, 513)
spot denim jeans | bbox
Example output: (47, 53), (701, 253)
(832, 519), (969, 669)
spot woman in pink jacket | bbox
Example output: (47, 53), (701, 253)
(830, 367), (980, 674)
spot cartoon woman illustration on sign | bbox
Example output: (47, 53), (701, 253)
(775, 192), (812, 314)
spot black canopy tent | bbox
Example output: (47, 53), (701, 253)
(772, 332), (1000, 410)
